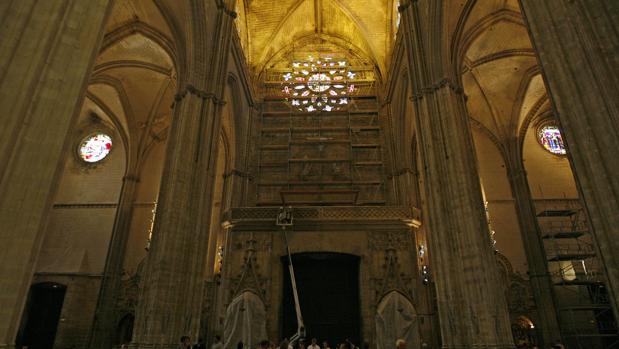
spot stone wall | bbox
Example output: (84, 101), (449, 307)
(31, 274), (102, 349)
(213, 206), (434, 348)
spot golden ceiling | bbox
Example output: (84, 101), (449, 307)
(237, 0), (400, 74)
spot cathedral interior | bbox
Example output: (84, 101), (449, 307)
(1, 1), (618, 349)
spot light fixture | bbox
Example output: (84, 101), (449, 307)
(422, 265), (430, 285)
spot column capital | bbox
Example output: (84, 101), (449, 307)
(223, 169), (253, 180)
(410, 78), (464, 101)
(398, 0), (418, 12)
(216, 0), (237, 18)
(123, 174), (140, 182)
(388, 167), (416, 179)
(174, 85), (226, 106)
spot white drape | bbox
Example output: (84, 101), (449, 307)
(223, 291), (267, 349)
(375, 292), (419, 349)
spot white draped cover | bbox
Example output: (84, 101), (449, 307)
(224, 291), (268, 349)
(375, 292), (419, 349)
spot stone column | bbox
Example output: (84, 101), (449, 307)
(88, 174), (140, 349)
(0, 1), (111, 348)
(504, 152), (562, 345)
(130, 1), (237, 347)
(518, 0), (619, 318)
(399, 1), (515, 347)
(245, 105), (261, 206)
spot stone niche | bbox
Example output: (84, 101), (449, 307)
(213, 206), (435, 348)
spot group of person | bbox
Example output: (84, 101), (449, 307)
(177, 335), (215, 349)
(523, 340), (565, 349)
(179, 336), (568, 349)
(278, 337), (364, 349)
(179, 337), (408, 349)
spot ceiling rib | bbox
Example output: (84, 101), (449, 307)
(314, 0), (323, 34)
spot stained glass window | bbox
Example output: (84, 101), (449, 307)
(79, 133), (112, 163)
(281, 56), (356, 112)
(538, 125), (566, 155)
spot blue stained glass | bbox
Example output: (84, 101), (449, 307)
(538, 125), (566, 155)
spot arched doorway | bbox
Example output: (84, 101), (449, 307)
(281, 253), (361, 347)
(16, 282), (67, 349)
(114, 313), (135, 346)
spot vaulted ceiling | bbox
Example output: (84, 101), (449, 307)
(88, 0), (177, 165)
(457, 0), (549, 147)
(237, 0), (399, 75)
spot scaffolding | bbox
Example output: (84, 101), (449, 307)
(257, 62), (386, 206)
(536, 199), (618, 348)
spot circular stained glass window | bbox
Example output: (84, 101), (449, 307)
(79, 133), (112, 163)
(307, 73), (331, 92)
(538, 125), (566, 155)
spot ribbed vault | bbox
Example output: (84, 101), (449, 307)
(456, 1), (545, 145)
(239, 0), (399, 75)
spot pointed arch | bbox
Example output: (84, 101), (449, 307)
(375, 291), (420, 349)
(99, 20), (179, 75)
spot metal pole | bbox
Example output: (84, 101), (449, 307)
(278, 207), (305, 343)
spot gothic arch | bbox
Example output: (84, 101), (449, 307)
(517, 97), (551, 161)
(226, 74), (244, 170)
(375, 291), (419, 349)
(453, 9), (526, 78)
(258, 33), (381, 82)
(83, 89), (131, 164)
(99, 21), (179, 75)
(114, 313), (135, 345)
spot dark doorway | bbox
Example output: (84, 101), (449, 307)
(114, 313), (135, 346)
(282, 253), (361, 348)
(16, 282), (67, 349)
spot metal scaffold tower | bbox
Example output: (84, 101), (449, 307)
(256, 54), (387, 206)
(535, 199), (618, 348)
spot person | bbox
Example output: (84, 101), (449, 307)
(258, 340), (271, 349)
(193, 338), (206, 349)
(395, 339), (406, 349)
(212, 335), (223, 349)
(237, 341), (244, 349)
(551, 340), (565, 349)
(179, 336), (191, 349)
(279, 339), (289, 349)
(344, 339), (357, 349)
(322, 341), (330, 349)
(308, 338), (320, 349)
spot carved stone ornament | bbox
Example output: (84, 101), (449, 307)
(368, 231), (412, 251)
(232, 233), (272, 251)
(374, 248), (413, 303)
(229, 237), (267, 302)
